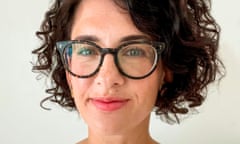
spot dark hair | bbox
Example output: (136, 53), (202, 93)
(32, 0), (224, 124)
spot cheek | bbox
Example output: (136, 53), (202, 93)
(70, 78), (96, 119)
(71, 79), (86, 95)
(135, 81), (159, 104)
(70, 77), (93, 107)
(135, 65), (165, 105)
(132, 77), (161, 106)
(71, 76), (93, 92)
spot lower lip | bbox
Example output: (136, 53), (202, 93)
(91, 99), (129, 112)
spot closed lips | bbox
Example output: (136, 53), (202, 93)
(90, 98), (129, 111)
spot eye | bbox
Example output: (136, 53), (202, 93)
(78, 48), (93, 55)
(123, 47), (145, 57)
(74, 45), (98, 56)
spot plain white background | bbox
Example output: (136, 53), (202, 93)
(0, 0), (239, 143)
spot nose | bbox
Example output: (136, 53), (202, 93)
(94, 54), (125, 90)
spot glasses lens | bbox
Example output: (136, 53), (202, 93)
(118, 43), (157, 78)
(63, 42), (101, 77)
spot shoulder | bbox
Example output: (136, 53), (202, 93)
(76, 138), (88, 144)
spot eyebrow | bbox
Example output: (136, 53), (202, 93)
(74, 35), (100, 42)
(119, 35), (151, 42)
(73, 35), (151, 43)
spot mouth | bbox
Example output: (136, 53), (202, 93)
(90, 97), (129, 112)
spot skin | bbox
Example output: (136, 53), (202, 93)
(66, 0), (168, 143)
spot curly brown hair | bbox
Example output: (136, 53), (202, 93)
(32, 0), (224, 124)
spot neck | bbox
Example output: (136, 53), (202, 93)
(79, 116), (158, 144)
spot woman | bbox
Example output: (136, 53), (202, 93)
(32, 0), (224, 143)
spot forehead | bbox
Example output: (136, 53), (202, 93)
(70, 0), (145, 43)
(75, 0), (125, 19)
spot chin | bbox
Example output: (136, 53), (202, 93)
(90, 122), (130, 135)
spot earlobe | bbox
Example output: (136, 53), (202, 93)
(159, 68), (172, 95)
(158, 63), (173, 90)
(66, 72), (71, 86)
(66, 72), (73, 94)
(164, 68), (173, 83)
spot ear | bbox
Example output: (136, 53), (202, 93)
(66, 72), (72, 90)
(164, 67), (173, 83)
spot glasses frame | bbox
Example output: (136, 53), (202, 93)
(56, 40), (165, 79)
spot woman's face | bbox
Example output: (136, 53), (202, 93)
(67, 0), (166, 134)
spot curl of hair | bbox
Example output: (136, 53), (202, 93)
(32, 0), (224, 123)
